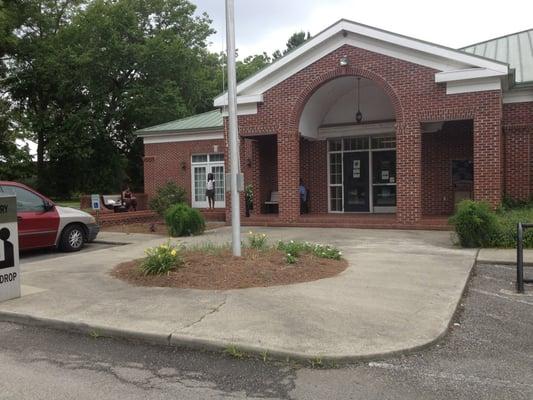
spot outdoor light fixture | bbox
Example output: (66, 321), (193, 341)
(339, 56), (349, 67)
(180, 161), (187, 171)
(355, 77), (363, 123)
(246, 158), (252, 167)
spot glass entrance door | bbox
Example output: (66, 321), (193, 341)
(191, 154), (225, 208)
(343, 152), (370, 212)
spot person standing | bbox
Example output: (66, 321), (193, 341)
(122, 185), (137, 211)
(206, 172), (216, 210)
(299, 180), (309, 214)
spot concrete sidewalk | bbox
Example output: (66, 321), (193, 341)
(477, 248), (533, 265)
(0, 227), (476, 361)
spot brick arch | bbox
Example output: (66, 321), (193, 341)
(290, 66), (405, 131)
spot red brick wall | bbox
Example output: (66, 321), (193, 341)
(234, 43), (503, 223)
(422, 121), (473, 215)
(502, 102), (533, 201)
(143, 138), (225, 205)
(300, 139), (328, 213)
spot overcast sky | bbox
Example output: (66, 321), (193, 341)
(192, 0), (533, 59)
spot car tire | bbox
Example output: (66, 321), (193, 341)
(59, 224), (86, 252)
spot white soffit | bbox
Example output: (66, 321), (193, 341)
(142, 132), (223, 144)
(503, 87), (533, 104)
(446, 77), (502, 95)
(221, 103), (258, 116)
(213, 19), (509, 108)
(318, 121), (396, 139)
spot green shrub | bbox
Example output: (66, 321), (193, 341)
(140, 243), (183, 275)
(494, 208), (533, 248)
(149, 182), (187, 216)
(449, 200), (500, 247)
(165, 203), (205, 237)
(247, 231), (267, 250)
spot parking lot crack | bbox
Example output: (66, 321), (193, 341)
(179, 296), (228, 331)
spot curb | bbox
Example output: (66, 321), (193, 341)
(0, 254), (475, 364)
(0, 311), (170, 347)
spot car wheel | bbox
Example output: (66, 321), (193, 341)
(60, 224), (85, 252)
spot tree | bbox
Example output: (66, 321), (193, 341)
(286, 31), (310, 52)
(3, 0), (222, 196)
(3, 0), (87, 192)
(272, 30), (311, 60)
(236, 52), (271, 82)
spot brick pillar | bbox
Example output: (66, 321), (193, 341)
(142, 156), (156, 198)
(396, 120), (422, 224)
(503, 126), (530, 201)
(473, 101), (503, 208)
(277, 130), (300, 222)
(251, 140), (261, 214)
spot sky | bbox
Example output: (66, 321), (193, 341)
(192, 0), (533, 59)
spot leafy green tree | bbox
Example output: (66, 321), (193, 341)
(272, 31), (311, 60)
(236, 52), (271, 82)
(286, 31), (311, 52)
(3, 0), (221, 196)
(0, 99), (34, 183)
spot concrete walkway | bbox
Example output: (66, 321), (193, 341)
(0, 227), (476, 361)
(478, 248), (533, 265)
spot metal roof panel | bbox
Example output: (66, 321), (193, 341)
(461, 28), (533, 83)
(136, 110), (223, 135)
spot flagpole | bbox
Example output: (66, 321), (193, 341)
(225, 0), (241, 256)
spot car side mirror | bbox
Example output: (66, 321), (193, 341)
(44, 201), (55, 212)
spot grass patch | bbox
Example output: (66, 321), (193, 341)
(224, 345), (246, 359)
(54, 200), (80, 209)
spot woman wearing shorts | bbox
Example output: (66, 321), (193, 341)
(206, 172), (215, 209)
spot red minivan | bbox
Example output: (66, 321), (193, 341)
(0, 182), (99, 252)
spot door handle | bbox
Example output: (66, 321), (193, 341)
(17, 216), (23, 221)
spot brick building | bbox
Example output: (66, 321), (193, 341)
(137, 20), (533, 229)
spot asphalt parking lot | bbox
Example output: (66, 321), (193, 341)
(0, 262), (531, 399)
(19, 241), (123, 264)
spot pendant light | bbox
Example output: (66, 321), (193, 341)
(355, 77), (363, 123)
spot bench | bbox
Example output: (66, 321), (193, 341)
(102, 195), (127, 213)
(264, 191), (279, 213)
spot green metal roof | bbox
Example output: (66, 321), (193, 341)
(136, 110), (223, 135)
(461, 28), (533, 84)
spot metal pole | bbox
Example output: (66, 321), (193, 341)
(517, 222), (524, 293)
(225, 0), (241, 256)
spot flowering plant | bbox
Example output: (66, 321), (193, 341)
(277, 240), (342, 264)
(140, 242), (183, 275)
(248, 231), (268, 250)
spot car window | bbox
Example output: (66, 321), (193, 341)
(1, 186), (45, 212)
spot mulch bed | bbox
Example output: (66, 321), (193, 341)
(111, 248), (348, 290)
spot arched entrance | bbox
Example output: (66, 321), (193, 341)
(298, 75), (398, 214)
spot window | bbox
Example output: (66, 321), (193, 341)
(1, 185), (45, 212)
(191, 154), (208, 163)
(328, 139), (342, 152)
(329, 153), (342, 185)
(343, 137), (368, 151)
(209, 154), (224, 162)
(371, 136), (396, 149)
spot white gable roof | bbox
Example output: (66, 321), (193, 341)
(214, 19), (510, 107)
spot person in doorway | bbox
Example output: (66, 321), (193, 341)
(122, 185), (137, 211)
(299, 180), (309, 214)
(0, 227), (15, 269)
(206, 173), (216, 210)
